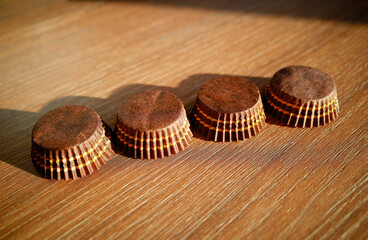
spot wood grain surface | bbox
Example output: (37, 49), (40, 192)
(1, 0), (367, 239)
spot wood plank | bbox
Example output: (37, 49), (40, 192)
(0, 0), (367, 239)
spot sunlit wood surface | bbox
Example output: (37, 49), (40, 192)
(1, 0), (367, 239)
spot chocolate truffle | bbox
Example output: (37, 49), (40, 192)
(31, 105), (114, 180)
(190, 76), (266, 141)
(263, 65), (339, 127)
(114, 90), (192, 159)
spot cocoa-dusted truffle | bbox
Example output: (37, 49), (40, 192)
(31, 105), (114, 180)
(263, 65), (339, 127)
(114, 90), (192, 159)
(190, 76), (266, 141)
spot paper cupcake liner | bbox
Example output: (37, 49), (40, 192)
(114, 116), (192, 159)
(31, 123), (114, 180)
(263, 83), (339, 127)
(190, 97), (266, 142)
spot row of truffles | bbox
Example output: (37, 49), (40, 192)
(31, 65), (339, 180)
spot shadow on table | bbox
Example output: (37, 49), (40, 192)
(71, 0), (368, 24)
(0, 73), (273, 177)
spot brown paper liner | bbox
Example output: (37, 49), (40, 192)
(114, 115), (192, 160)
(31, 121), (114, 180)
(190, 95), (266, 142)
(262, 83), (340, 127)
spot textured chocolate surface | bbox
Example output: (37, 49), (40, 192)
(270, 65), (336, 102)
(198, 76), (260, 113)
(32, 105), (100, 150)
(117, 90), (185, 131)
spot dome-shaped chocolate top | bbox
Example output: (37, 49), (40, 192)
(270, 65), (336, 102)
(117, 90), (185, 131)
(198, 76), (260, 113)
(32, 105), (100, 150)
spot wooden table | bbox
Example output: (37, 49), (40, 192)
(1, 0), (367, 239)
